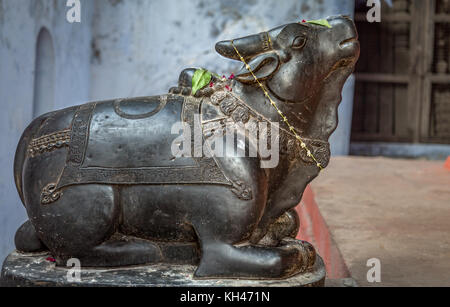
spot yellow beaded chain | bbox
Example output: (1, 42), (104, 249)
(231, 41), (323, 171)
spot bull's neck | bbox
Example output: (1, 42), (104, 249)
(304, 68), (354, 142)
(231, 81), (321, 139)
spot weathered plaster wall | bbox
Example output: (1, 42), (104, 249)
(90, 0), (355, 98)
(0, 0), (93, 263)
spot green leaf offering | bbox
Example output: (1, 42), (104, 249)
(192, 69), (212, 95)
(306, 19), (332, 28)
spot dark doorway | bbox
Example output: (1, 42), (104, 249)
(352, 0), (450, 145)
(33, 27), (55, 118)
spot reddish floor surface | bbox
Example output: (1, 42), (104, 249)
(310, 156), (450, 287)
(296, 186), (350, 279)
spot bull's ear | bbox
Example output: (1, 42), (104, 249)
(235, 53), (279, 83)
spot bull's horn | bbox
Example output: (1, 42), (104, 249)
(215, 31), (275, 61)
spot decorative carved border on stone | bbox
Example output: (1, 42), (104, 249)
(205, 87), (331, 168)
(28, 129), (71, 158)
(39, 95), (254, 205)
(286, 138), (331, 168)
(40, 183), (62, 205)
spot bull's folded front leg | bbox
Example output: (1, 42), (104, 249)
(194, 237), (314, 279)
(250, 163), (320, 245)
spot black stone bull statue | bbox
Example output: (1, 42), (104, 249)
(13, 16), (359, 279)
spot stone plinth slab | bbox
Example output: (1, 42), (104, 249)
(1, 251), (325, 287)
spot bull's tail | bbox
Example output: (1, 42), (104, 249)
(14, 114), (49, 207)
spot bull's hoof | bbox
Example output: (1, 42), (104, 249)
(279, 238), (317, 271)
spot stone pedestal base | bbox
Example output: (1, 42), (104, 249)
(1, 251), (326, 287)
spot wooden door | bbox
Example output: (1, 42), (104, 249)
(351, 0), (450, 144)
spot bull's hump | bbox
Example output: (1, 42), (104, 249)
(82, 95), (196, 169)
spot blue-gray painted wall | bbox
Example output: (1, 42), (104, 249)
(0, 0), (355, 263)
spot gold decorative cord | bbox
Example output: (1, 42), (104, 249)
(231, 41), (323, 171)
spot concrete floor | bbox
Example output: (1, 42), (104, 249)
(311, 156), (450, 287)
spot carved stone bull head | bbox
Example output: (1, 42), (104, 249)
(215, 16), (360, 105)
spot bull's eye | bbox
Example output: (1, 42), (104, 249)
(292, 36), (306, 49)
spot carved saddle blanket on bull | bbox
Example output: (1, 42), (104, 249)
(29, 86), (330, 205)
